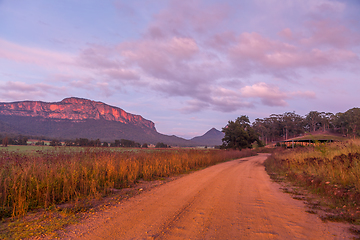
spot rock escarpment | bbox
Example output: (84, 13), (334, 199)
(0, 97), (155, 130)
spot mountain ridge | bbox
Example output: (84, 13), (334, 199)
(0, 97), (155, 130)
(0, 98), (224, 146)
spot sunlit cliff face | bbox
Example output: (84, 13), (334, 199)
(0, 97), (156, 130)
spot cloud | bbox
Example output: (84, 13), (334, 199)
(240, 82), (288, 106)
(228, 31), (359, 77)
(117, 35), (227, 95)
(300, 19), (360, 48)
(207, 31), (237, 50)
(278, 28), (293, 40)
(309, 0), (346, 14)
(290, 91), (316, 99)
(240, 82), (316, 107)
(179, 100), (210, 114)
(146, 0), (231, 38)
(177, 82), (316, 113)
(68, 1), (357, 113)
(0, 81), (68, 101)
(77, 45), (120, 69)
(0, 38), (73, 67)
(119, 36), (200, 78)
(1, 0), (356, 116)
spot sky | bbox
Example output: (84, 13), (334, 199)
(0, 0), (359, 139)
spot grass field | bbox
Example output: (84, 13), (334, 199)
(0, 146), (255, 219)
(265, 138), (360, 224)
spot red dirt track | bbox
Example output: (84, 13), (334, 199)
(62, 154), (352, 239)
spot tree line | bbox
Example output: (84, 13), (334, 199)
(54, 138), (169, 148)
(221, 107), (360, 150)
(49, 138), (148, 147)
(252, 108), (360, 144)
(0, 135), (28, 147)
(0, 135), (171, 149)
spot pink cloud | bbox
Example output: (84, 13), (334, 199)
(77, 45), (120, 69)
(177, 81), (316, 113)
(301, 19), (360, 48)
(278, 28), (293, 40)
(146, 0), (231, 38)
(118, 36), (202, 82)
(290, 91), (316, 99)
(0, 81), (68, 101)
(2, 0), (349, 114)
(121, 36), (199, 62)
(241, 82), (288, 106)
(76, 44), (140, 82)
(0, 38), (73, 67)
(69, 1), (359, 113)
(228, 31), (359, 77)
(240, 82), (316, 107)
(102, 69), (139, 81)
(207, 31), (237, 50)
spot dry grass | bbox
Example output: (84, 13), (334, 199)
(0, 147), (254, 219)
(265, 139), (360, 224)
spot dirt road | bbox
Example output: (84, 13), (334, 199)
(63, 154), (352, 239)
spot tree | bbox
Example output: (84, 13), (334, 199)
(94, 139), (101, 147)
(253, 118), (267, 144)
(343, 108), (360, 138)
(2, 136), (8, 147)
(113, 140), (121, 147)
(78, 138), (89, 146)
(319, 112), (334, 132)
(281, 112), (305, 140)
(221, 115), (261, 150)
(50, 139), (62, 146)
(155, 142), (169, 148)
(35, 140), (45, 146)
(120, 139), (140, 148)
(305, 111), (322, 132)
(65, 140), (74, 146)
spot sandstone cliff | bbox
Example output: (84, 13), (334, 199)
(0, 97), (155, 130)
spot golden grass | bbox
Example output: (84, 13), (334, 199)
(270, 139), (360, 188)
(0, 148), (254, 218)
(265, 139), (360, 223)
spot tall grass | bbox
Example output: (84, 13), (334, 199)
(265, 139), (360, 222)
(0, 148), (254, 218)
(267, 139), (360, 189)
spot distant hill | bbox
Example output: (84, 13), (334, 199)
(0, 98), (222, 146)
(190, 128), (224, 146)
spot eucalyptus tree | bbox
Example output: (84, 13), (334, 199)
(343, 108), (360, 137)
(253, 118), (268, 144)
(305, 111), (322, 132)
(319, 112), (334, 132)
(222, 115), (262, 150)
(281, 112), (305, 140)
